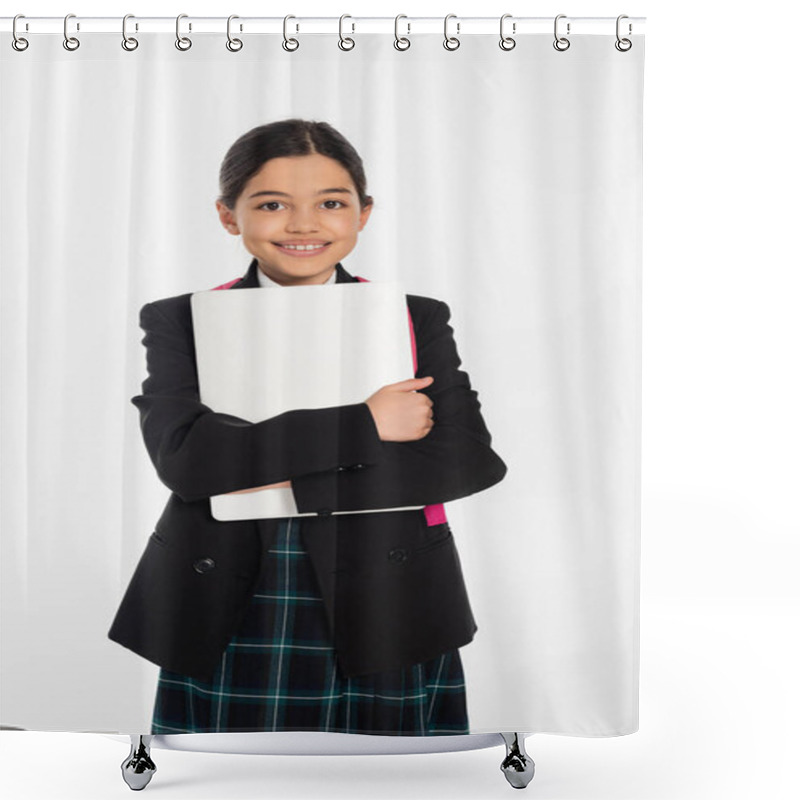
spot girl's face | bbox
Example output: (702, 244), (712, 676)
(216, 153), (372, 286)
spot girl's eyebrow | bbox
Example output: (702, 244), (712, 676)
(248, 187), (354, 200)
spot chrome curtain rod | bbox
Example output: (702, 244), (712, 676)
(2, 15), (646, 36)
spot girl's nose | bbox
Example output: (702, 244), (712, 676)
(286, 207), (319, 232)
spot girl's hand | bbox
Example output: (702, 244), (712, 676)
(365, 376), (435, 442)
(224, 480), (292, 495)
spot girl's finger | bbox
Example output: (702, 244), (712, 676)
(394, 376), (433, 389)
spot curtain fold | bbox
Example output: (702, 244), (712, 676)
(0, 30), (643, 735)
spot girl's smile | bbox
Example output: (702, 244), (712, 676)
(272, 240), (331, 256)
(216, 153), (372, 286)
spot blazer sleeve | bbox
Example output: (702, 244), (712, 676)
(290, 298), (508, 514)
(130, 299), (384, 503)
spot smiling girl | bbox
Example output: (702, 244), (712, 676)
(218, 149), (372, 287)
(109, 119), (508, 735)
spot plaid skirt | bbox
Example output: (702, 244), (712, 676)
(151, 517), (469, 735)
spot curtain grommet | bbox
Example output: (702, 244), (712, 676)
(338, 14), (355, 51)
(282, 15), (299, 51)
(615, 15), (632, 51)
(12, 15), (29, 51)
(499, 14), (516, 51)
(443, 13), (460, 51)
(63, 13), (80, 51)
(121, 14), (139, 51)
(553, 14), (570, 52)
(226, 15), (243, 52)
(175, 14), (192, 51)
(394, 14), (411, 51)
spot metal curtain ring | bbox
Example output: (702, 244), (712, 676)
(338, 14), (355, 51)
(226, 15), (243, 51)
(615, 14), (632, 51)
(553, 14), (570, 51)
(63, 13), (80, 51)
(443, 13), (460, 51)
(394, 14), (410, 50)
(499, 13), (516, 50)
(175, 14), (192, 50)
(122, 14), (139, 51)
(283, 15), (299, 51)
(12, 14), (29, 51)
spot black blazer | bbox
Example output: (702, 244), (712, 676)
(108, 259), (507, 680)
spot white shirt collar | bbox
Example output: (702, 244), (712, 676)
(256, 265), (338, 287)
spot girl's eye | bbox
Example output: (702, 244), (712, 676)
(259, 201), (285, 211)
(321, 199), (345, 209)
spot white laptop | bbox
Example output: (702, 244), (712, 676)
(190, 280), (424, 521)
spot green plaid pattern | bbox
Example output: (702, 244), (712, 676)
(151, 517), (469, 735)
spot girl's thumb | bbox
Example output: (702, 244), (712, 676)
(392, 376), (434, 390)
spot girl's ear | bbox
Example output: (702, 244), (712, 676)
(358, 202), (373, 231)
(216, 200), (240, 235)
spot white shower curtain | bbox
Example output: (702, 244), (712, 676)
(0, 24), (643, 736)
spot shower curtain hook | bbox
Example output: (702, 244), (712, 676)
(553, 14), (570, 51)
(11, 14), (29, 51)
(338, 14), (355, 51)
(499, 14), (516, 51)
(63, 13), (80, 51)
(443, 14), (460, 51)
(121, 14), (139, 51)
(175, 14), (192, 51)
(615, 15), (632, 51)
(283, 15), (299, 51)
(226, 15), (243, 52)
(394, 14), (411, 50)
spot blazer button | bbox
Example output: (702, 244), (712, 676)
(388, 548), (408, 563)
(193, 557), (216, 574)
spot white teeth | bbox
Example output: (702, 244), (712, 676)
(280, 243), (327, 251)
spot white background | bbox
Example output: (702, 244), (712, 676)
(1, 1), (798, 799)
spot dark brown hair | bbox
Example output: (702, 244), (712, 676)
(217, 119), (373, 210)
